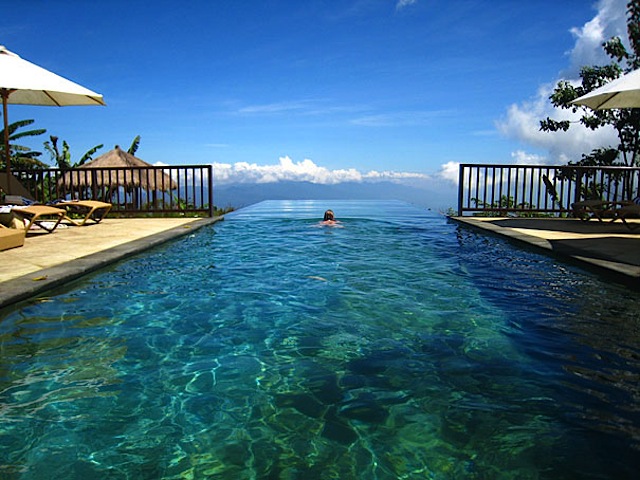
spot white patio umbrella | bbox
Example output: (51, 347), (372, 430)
(571, 68), (640, 110)
(0, 45), (105, 192)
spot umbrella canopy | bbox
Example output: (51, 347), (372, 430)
(571, 68), (640, 110)
(61, 146), (178, 192)
(0, 45), (105, 192)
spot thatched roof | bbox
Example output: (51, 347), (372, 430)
(60, 146), (177, 191)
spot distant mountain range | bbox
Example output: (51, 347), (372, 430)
(212, 181), (457, 212)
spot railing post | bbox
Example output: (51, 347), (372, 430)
(208, 165), (214, 217)
(457, 164), (464, 216)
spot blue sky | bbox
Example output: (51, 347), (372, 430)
(0, 0), (629, 189)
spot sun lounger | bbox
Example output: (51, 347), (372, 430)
(0, 224), (25, 251)
(1, 173), (112, 227)
(56, 200), (112, 226)
(11, 205), (66, 233)
(572, 195), (640, 230)
(611, 203), (640, 231)
(571, 200), (618, 222)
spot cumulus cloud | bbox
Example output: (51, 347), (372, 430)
(496, 83), (617, 163)
(212, 156), (430, 185)
(565, 0), (629, 76)
(437, 161), (460, 185)
(498, 0), (627, 164)
(509, 150), (547, 165)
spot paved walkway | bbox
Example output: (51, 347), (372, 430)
(0, 216), (223, 309)
(451, 216), (640, 282)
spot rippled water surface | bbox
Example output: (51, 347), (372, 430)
(1, 200), (639, 479)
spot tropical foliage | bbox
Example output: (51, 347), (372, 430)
(0, 119), (47, 169)
(44, 135), (103, 169)
(128, 135), (141, 156)
(43, 134), (142, 169)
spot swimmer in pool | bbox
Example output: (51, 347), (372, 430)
(320, 210), (343, 226)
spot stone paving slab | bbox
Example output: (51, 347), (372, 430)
(0, 217), (223, 309)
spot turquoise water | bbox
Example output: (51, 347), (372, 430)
(1, 200), (639, 479)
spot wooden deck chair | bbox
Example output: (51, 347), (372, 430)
(611, 199), (640, 231)
(56, 200), (112, 226)
(571, 199), (617, 222)
(1, 173), (112, 226)
(11, 205), (66, 233)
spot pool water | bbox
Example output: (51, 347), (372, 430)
(1, 200), (639, 479)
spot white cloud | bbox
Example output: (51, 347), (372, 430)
(566, 0), (629, 76)
(437, 161), (460, 185)
(350, 109), (454, 127)
(396, 0), (418, 11)
(237, 101), (313, 115)
(496, 83), (617, 164)
(236, 100), (367, 118)
(497, 0), (627, 165)
(510, 150), (547, 165)
(212, 156), (430, 185)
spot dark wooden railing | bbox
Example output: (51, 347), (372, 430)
(458, 164), (640, 216)
(7, 165), (214, 217)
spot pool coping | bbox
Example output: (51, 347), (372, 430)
(0, 216), (224, 310)
(450, 216), (640, 285)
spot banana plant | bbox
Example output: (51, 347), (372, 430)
(128, 135), (141, 155)
(0, 119), (48, 169)
(44, 135), (103, 169)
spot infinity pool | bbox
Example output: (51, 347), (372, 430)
(1, 200), (639, 479)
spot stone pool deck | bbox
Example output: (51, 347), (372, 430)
(0, 216), (223, 309)
(451, 216), (640, 284)
(1, 214), (639, 310)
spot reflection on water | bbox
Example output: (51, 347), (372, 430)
(0, 200), (639, 479)
(455, 226), (640, 471)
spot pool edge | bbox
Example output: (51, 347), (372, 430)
(449, 216), (640, 286)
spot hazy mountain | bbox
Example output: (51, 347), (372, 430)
(213, 181), (457, 212)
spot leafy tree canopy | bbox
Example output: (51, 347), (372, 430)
(540, 0), (640, 167)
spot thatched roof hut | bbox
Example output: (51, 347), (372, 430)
(61, 145), (177, 192)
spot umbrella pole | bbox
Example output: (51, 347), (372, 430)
(1, 88), (12, 194)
